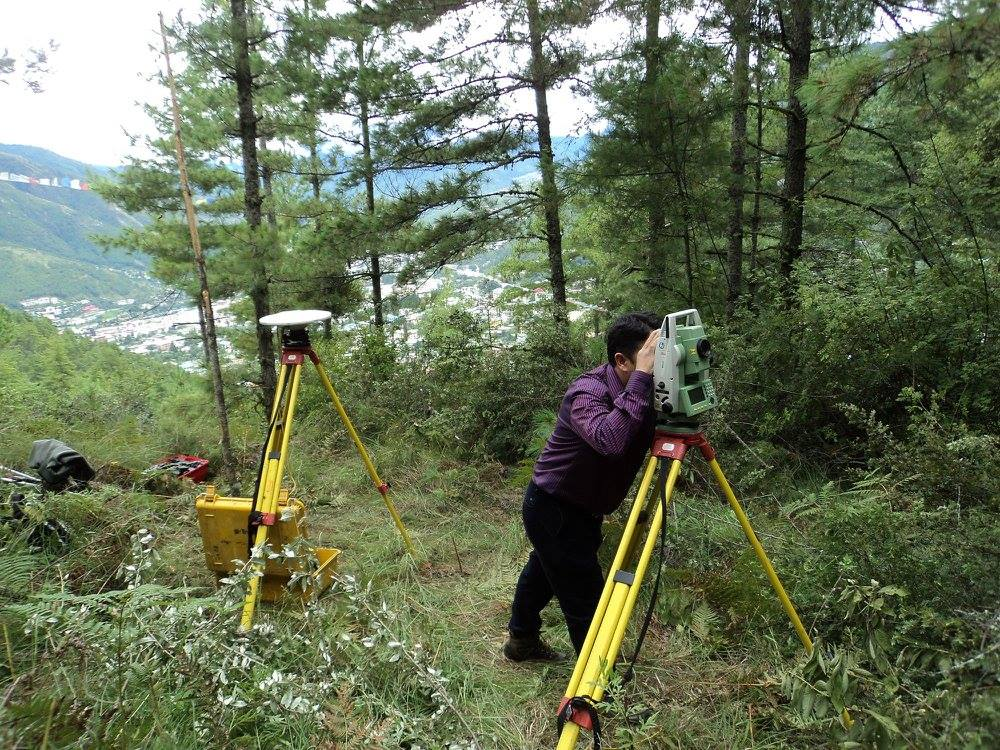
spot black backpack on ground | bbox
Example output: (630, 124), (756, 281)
(27, 439), (95, 491)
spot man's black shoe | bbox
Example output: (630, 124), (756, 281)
(503, 633), (566, 662)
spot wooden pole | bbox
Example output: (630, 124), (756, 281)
(159, 12), (237, 483)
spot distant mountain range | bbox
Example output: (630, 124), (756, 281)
(0, 136), (591, 309)
(0, 144), (157, 307)
(0, 144), (110, 179)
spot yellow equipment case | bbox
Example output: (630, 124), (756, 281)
(195, 485), (339, 602)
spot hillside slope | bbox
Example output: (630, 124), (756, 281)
(1, 314), (996, 749)
(0, 144), (156, 307)
(0, 305), (212, 465)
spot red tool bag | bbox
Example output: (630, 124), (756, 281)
(148, 454), (210, 482)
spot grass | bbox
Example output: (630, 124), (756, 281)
(2, 376), (997, 748)
(296, 442), (800, 749)
(0, 432), (834, 749)
(4, 300), (997, 747)
(3, 441), (836, 750)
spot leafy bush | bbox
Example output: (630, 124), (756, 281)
(715, 255), (999, 458)
(308, 303), (590, 466)
(0, 511), (481, 749)
(843, 388), (1000, 509)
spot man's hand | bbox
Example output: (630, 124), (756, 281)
(635, 329), (661, 374)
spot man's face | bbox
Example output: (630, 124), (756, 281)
(613, 350), (638, 386)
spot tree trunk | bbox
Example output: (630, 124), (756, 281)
(777, 0), (812, 306)
(673, 171), (695, 306)
(230, 0), (277, 412)
(304, 0), (332, 337)
(196, 298), (211, 364)
(725, 0), (752, 318)
(309, 139), (321, 201)
(259, 137), (277, 228)
(159, 13), (237, 482)
(357, 36), (384, 328)
(309, 136), (333, 338)
(749, 8), (764, 281)
(642, 0), (667, 279)
(526, 0), (568, 328)
(305, 0), (322, 208)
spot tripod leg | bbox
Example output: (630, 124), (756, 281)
(239, 364), (303, 632)
(557, 457), (683, 750)
(707, 457), (853, 727)
(707, 459), (810, 648)
(310, 356), (415, 557)
(563, 456), (658, 702)
(249, 362), (292, 513)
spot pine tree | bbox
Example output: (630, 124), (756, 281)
(639, 0), (668, 279)
(268, 0), (360, 328)
(277, 1), (435, 328)
(775, 0), (814, 305)
(362, 0), (600, 327)
(580, 14), (728, 310)
(158, 12), (237, 483)
(725, 0), (753, 317)
(229, 0), (278, 408)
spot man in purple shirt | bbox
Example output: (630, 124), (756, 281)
(504, 313), (661, 661)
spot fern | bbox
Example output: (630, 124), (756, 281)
(688, 602), (720, 642)
(0, 550), (41, 596)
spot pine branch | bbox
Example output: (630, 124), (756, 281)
(817, 192), (931, 266)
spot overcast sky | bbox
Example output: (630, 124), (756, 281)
(1, 0), (611, 166)
(2, 1), (206, 165)
(1, 1), (932, 167)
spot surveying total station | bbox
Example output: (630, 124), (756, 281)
(555, 309), (851, 749)
(195, 310), (415, 633)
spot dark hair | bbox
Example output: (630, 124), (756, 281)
(606, 311), (662, 365)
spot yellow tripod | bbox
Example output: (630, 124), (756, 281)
(221, 311), (414, 632)
(556, 428), (851, 749)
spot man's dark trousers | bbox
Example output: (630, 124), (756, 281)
(508, 481), (604, 653)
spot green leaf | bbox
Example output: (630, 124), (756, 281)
(866, 710), (901, 735)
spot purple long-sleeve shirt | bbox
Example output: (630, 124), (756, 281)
(532, 364), (655, 515)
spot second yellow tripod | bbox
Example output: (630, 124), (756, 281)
(556, 428), (851, 749)
(234, 310), (414, 632)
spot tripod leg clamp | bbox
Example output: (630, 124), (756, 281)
(557, 696), (602, 748)
(249, 510), (277, 528)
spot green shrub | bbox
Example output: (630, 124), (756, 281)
(715, 257), (999, 457)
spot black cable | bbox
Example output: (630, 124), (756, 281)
(246, 373), (292, 557)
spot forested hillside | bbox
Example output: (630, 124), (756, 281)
(2, 0), (998, 748)
(0, 145), (156, 306)
(0, 307), (217, 463)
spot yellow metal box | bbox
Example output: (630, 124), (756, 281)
(195, 485), (339, 602)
